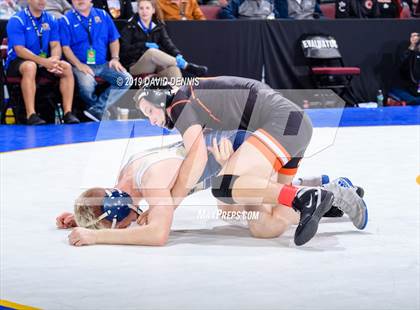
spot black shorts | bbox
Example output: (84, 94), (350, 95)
(247, 95), (313, 176)
(6, 57), (55, 79)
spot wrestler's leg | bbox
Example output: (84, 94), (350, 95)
(212, 140), (333, 246)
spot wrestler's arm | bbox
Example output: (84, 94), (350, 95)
(171, 125), (208, 206)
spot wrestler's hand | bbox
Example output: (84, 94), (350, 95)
(208, 137), (234, 166)
(56, 212), (77, 229)
(137, 209), (149, 225)
(68, 227), (97, 246)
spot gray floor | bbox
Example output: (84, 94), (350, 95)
(1, 126), (419, 310)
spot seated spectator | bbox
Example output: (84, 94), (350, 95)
(218, 0), (322, 19)
(405, 0), (419, 16)
(0, 0), (23, 19)
(92, 0), (134, 20)
(60, 0), (132, 122)
(218, 0), (276, 19)
(45, 0), (72, 18)
(120, 0), (207, 80)
(5, 0), (79, 125)
(390, 32), (420, 105)
(377, 0), (402, 17)
(336, 0), (380, 17)
(276, 0), (324, 19)
(157, 0), (205, 20)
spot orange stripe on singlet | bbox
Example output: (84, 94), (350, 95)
(247, 135), (284, 172)
(258, 128), (291, 161)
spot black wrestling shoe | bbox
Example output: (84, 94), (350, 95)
(293, 188), (334, 246)
(185, 63), (208, 77)
(323, 206), (344, 218)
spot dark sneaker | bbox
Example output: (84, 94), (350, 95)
(293, 187), (334, 246)
(185, 63), (208, 77)
(83, 109), (102, 122)
(63, 112), (80, 124)
(323, 207), (344, 218)
(356, 186), (364, 198)
(27, 113), (46, 125)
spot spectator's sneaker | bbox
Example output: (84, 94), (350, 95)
(83, 109), (102, 122)
(185, 63), (208, 77)
(27, 113), (46, 125)
(63, 112), (80, 124)
(324, 178), (368, 230)
(293, 187), (334, 246)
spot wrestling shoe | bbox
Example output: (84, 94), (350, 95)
(292, 187), (334, 246)
(296, 175), (344, 218)
(297, 175), (365, 218)
(334, 177), (364, 197)
(324, 178), (368, 230)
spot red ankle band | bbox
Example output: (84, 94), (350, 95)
(278, 185), (298, 207)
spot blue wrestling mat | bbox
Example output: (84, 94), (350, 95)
(1, 106), (419, 153)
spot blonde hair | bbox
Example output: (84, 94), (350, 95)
(137, 0), (165, 24)
(74, 187), (109, 230)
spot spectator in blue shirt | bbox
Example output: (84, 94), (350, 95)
(5, 0), (79, 125)
(60, 0), (132, 122)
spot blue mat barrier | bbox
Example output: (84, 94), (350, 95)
(1, 106), (419, 153)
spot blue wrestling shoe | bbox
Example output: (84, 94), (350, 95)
(293, 175), (366, 220)
(335, 177), (365, 198)
(324, 177), (368, 230)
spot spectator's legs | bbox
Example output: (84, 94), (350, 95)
(95, 63), (132, 110)
(72, 66), (100, 112)
(58, 61), (75, 114)
(129, 49), (179, 76)
(157, 66), (182, 80)
(19, 61), (37, 118)
(390, 88), (420, 105)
